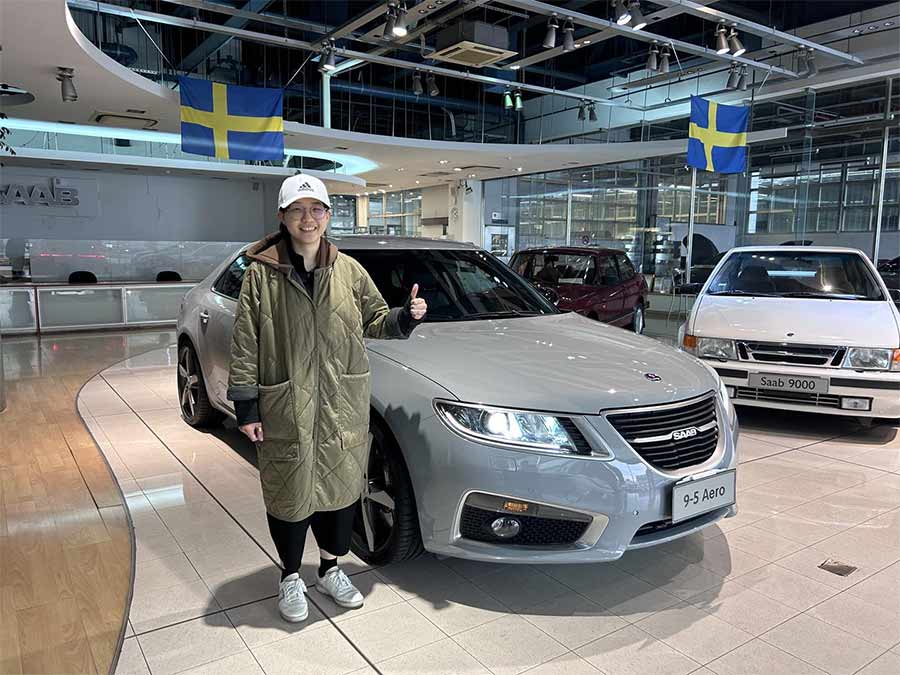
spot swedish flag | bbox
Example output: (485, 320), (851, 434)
(687, 96), (749, 174)
(179, 77), (284, 161)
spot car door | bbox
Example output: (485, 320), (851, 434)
(203, 255), (249, 409)
(593, 254), (626, 324)
(614, 252), (641, 320)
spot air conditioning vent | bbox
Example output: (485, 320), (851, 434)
(419, 171), (456, 177)
(92, 112), (159, 129)
(432, 21), (516, 68)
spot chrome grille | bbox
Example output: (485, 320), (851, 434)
(737, 341), (846, 368)
(607, 395), (719, 471)
(735, 387), (842, 408)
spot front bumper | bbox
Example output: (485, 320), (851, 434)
(710, 361), (900, 418)
(410, 397), (738, 563)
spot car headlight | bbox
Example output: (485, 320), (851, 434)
(689, 337), (737, 361)
(843, 348), (900, 371)
(434, 400), (608, 457)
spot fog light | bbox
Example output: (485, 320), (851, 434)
(490, 517), (521, 539)
(841, 397), (872, 411)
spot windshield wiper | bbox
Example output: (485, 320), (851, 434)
(707, 290), (779, 297)
(780, 291), (870, 299)
(464, 310), (543, 320)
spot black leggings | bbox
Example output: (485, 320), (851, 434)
(267, 503), (357, 576)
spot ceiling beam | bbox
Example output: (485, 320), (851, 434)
(652, 0), (864, 64)
(159, 0), (332, 34)
(74, 0), (629, 107)
(174, 0), (276, 73)
(319, 1), (392, 44)
(503, 0), (718, 71)
(493, 0), (800, 78)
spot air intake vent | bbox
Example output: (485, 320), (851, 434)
(432, 21), (516, 68)
(92, 112), (158, 129)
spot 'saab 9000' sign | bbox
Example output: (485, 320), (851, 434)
(0, 183), (80, 207)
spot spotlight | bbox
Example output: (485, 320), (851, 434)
(805, 49), (818, 77)
(715, 24), (730, 54)
(321, 46), (337, 71)
(543, 15), (559, 49)
(727, 27), (745, 56)
(646, 42), (659, 71)
(588, 103), (597, 122)
(503, 89), (513, 109)
(514, 90), (523, 111)
(577, 101), (586, 121)
(614, 0), (631, 26)
(426, 73), (439, 96)
(659, 46), (671, 74)
(56, 67), (77, 102)
(628, 1), (647, 31)
(412, 72), (424, 95)
(726, 65), (740, 90)
(383, 6), (397, 40)
(563, 19), (575, 51)
(393, 4), (408, 37)
(737, 66), (748, 91)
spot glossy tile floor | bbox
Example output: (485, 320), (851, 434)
(13, 332), (900, 675)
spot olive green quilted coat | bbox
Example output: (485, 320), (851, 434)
(227, 232), (407, 522)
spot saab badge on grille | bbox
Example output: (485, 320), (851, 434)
(644, 373), (662, 382)
(672, 426), (699, 441)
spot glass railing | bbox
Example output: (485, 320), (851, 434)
(1, 238), (246, 284)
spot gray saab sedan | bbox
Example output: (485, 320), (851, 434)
(176, 237), (738, 565)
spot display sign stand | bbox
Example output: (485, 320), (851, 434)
(685, 167), (698, 285)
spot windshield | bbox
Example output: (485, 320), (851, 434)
(707, 251), (885, 301)
(344, 248), (559, 321)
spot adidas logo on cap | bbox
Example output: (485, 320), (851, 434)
(296, 181), (313, 191)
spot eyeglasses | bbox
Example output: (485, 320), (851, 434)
(284, 205), (328, 220)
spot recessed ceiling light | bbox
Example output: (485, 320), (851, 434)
(415, 180), (421, 184)
(453, 167), (462, 172)
(515, 167), (523, 172)
(509, 64), (520, 70)
(388, 184), (393, 187)
(582, 39), (591, 44)
(439, 159), (448, 164)
(868, 25), (878, 30)
(398, 167), (405, 171)
(853, 28), (862, 33)
(886, 21), (894, 26)
(468, 173), (477, 178)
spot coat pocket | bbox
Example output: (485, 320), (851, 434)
(258, 380), (297, 441)
(338, 371), (371, 435)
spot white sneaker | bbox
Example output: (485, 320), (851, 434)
(316, 567), (364, 609)
(277, 573), (308, 623)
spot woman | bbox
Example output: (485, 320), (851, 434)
(227, 174), (427, 623)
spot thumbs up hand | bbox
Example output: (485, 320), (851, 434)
(409, 283), (427, 321)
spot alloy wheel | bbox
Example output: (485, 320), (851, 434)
(355, 435), (396, 557)
(178, 346), (200, 420)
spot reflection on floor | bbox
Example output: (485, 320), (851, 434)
(79, 345), (900, 675)
(0, 329), (174, 675)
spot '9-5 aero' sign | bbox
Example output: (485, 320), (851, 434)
(1, 181), (80, 207)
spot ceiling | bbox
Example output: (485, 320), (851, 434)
(0, 0), (893, 191)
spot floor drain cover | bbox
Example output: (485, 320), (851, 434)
(819, 559), (857, 576)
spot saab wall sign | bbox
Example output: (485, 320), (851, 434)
(1, 179), (80, 207)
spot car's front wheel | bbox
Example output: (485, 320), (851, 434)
(351, 420), (424, 566)
(177, 341), (222, 428)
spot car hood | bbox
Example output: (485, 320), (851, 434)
(368, 313), (716, 414)
(691, 296), (900, 348)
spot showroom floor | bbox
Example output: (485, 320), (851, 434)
(73, 343), (900, 675)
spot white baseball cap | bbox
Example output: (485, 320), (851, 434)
(278, 173), (331, 210)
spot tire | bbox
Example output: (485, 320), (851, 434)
(177, 341), (223, 428)
(631, 302), (645, 334)
(351, 418), (424, 566)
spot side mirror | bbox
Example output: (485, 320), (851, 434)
(889, 288), (900, 307)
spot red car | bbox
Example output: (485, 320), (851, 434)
(510, 247), (649, 333)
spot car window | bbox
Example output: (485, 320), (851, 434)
(519, 253), (596, 286)
(615, 253), (636, 281)
(597, 256), (620, 286)
(707, 251), (885, 300)
(343, 249), (558, 321)
(213, 255), (250, 300)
